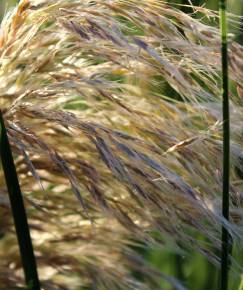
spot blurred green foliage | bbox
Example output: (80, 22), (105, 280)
(0, 0), (242, 290)
(0, 0), (18, 19)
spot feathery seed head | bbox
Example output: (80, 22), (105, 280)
(0, 1), (242, 289)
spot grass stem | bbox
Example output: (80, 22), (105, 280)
(0, 111), (40, 290)
(219, 1), (230, 290)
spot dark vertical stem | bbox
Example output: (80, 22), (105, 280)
(0, 111), (40, 290)
(219, 1), (230, 290)
(174, 253), (185, 288)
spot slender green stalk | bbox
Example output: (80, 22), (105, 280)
(238, 280), (243, 290)
(174, 253), (185, 285)
(219, 1), (230, 290)
(0, 111), (40, 290)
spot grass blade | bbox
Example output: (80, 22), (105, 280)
(219, 1), (230, 290)
(0, 111), (40, 290)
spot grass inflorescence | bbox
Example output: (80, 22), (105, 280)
(0, 0), (242, 289)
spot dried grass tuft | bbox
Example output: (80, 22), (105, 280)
(0, 0), (242, 289)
